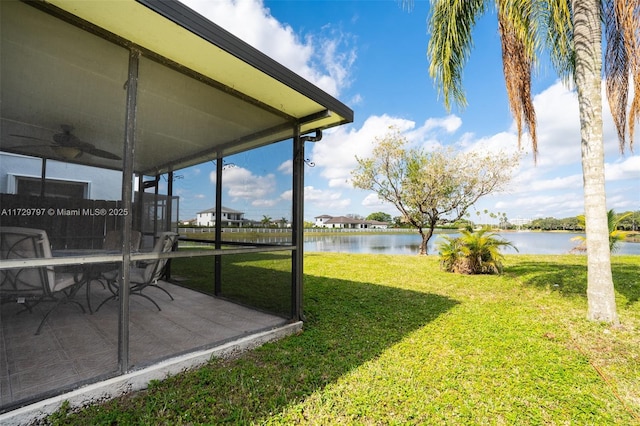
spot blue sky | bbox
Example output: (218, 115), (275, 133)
(173, 0), (639, 224)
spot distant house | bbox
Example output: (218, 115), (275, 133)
(196, 206), (246, 227)
(367, 220), (389, 229)
(314, 214), (389, 229)
(510, 217), (532, 227)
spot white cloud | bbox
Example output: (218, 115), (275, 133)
(349, 93), (364, 106)
(278, 160), (293, 175)
(361, 193), (397, 215)
(461, 131), (521, 157)
(606, 190), (639, 212)
(529, 174), (584, 192)
(311, 114), (415, 188)
(293, 185), (351, 211)
(438, 80), (639, 219)
(493, 193), (585, 219)
(406, 115), (462, 142)
(605, 155), (640, 181)
(513, 80), (639, 168)
(210, 166), (276, 202)
(314, 28), (357, 95)
(251, 198), (278, 208)
(321, 84), (639, 219)
(178, 0), (355, 96)
(311, 114), (467, 190)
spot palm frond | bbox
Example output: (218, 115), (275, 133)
(604, 0), (630, 151)
(439, 229), (517, 274)
(604, 0), (640, 153)
(427, 0), (487, 110)
(543, 0), (574, 83)
(615, 0), (639, 151)
(497, 0), (539, 160)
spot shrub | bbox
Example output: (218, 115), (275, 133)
(437, 229), (517, 274)
(571, 209), (632, 253)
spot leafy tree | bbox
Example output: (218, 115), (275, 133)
(498, 214), (510, 230)
(351, 128), (518, 254)
(572, 210), (633, 252)
(453, 218), (475, 232)
(261, 215), (272, 227)
(424, 0), (639, 324)
(616, 210), (640, 231)
(392, 216), (409, 227)
(346, 213), (365, 220)
(366, 212), (392, 223)
(437, 229), (518, 274)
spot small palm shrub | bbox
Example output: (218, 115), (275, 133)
(571, 209), (632, 253)
(437, 229), (518, 274)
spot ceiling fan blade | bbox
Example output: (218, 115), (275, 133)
(83, 146), (122, 160)
(2, 144), (76, 161)
(9, 133), (49, 143)
(9, 125), (120, 161)
(6, 143), (52, 150)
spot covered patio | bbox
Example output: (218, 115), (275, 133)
(1, 278), (289, 406)
(0, 0), (352, 420)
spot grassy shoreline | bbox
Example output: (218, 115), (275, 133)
(180, 228), (640, 243)
(49, 253), (639, 425)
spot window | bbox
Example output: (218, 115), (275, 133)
(15, 176), (87, 199)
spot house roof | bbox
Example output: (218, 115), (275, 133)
(196, 206), (244, 215)
(325, 216), (364, 224)
(0, 0), (353, 175)
(317, 215), (389, 226)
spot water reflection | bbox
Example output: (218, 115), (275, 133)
(303, 232), (640, 255)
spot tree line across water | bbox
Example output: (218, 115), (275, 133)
(522, 212), (639, 232)
(361, 210), (640, 233)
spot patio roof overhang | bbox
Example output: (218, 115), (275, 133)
(0, 0), (353, 175)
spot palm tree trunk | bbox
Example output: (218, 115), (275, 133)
(572, 0), (619, 324)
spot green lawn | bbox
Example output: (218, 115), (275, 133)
(49, 253), (639, 425)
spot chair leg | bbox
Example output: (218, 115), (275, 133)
(35, 297), (85, 335)
(85, 279), (99, 314)
(96, 291), (162, 312)
(134, 292), (162, 311)
(148, 284), (174, 301)
(95, 294), (116, 312)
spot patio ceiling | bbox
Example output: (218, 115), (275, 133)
(0, 0), (353, 175)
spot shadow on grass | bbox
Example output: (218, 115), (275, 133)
(53, 266), (459, 424)
(507, 259), (639, 305)
(171, 251), (294, 317)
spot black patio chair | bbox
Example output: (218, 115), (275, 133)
(96, 229), (142, 289)
(0, 227), (85, 334)
(97, 231), (178, 311)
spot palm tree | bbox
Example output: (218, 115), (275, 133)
(437, 234), (464, 273)
(572, 209), (633, 252)
(261, 215), (272, 227)
(437, 229), (518, 274)
(425, 0), (639, 324)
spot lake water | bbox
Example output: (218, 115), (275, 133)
(303, 232), (640, 255)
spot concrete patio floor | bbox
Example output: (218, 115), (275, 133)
(1, 279), (292, 415)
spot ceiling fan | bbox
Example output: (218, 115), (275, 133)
(9, 124), (121, 160)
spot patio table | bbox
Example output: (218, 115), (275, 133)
(51, 249), (121, 314)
